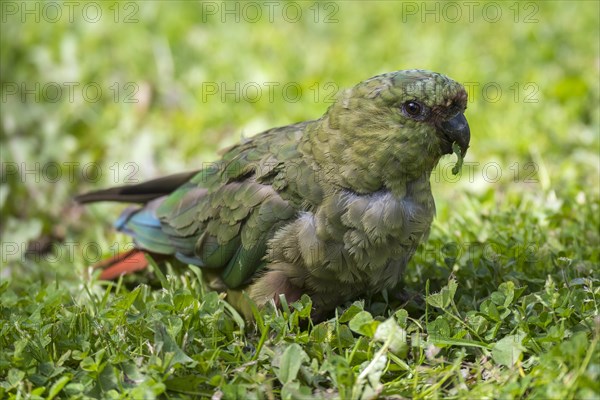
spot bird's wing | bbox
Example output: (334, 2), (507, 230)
(109, 123), (311, 288)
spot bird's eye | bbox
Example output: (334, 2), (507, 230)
(403, 101), (423, 117)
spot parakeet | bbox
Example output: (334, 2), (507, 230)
(76, 69), (470, 320)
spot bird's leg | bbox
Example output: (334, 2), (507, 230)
(248, 269), (304, 307)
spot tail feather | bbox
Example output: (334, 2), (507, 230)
(116, 198), (176, 255)
(93, 249), (149, 280)
(76, 170), (202, 280)
(91, 197), (180, 280)
(75, 171), (199, 204)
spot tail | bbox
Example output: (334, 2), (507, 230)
(75, 171), (198, 204)
(92, 249), (149, 280)
(76, 171), (199, 279)
(87, 199), (176, 279)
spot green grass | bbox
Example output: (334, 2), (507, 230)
(1, 1), (599, 399)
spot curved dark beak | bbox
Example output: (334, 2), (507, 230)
(440, 113), (470, 156)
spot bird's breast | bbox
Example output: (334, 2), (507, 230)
(308, 189), (434, 286)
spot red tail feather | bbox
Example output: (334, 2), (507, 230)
(93, 249), (149, 280)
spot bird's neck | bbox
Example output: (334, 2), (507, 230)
(300, 116), (441, 197)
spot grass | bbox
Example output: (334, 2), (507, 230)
(1, 1), (599, 399)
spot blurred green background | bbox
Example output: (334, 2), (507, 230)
(1, 1), (599, 278)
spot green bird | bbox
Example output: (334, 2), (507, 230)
(76, 70), (470, 320)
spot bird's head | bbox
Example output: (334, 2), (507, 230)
(329, 69), (470, 159)
(309, 70), (470, 192)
